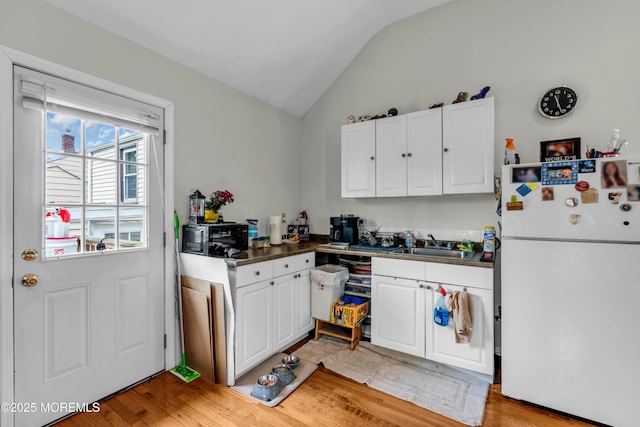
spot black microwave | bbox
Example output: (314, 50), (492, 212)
(182, 223), (248, 257)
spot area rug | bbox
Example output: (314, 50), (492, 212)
(295, 337), (489, 426)
(230, 353), (318, 407)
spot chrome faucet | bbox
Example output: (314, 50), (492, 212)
(427, 233), (441, 247)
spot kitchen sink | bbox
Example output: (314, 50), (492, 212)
(394, 246), (475, 259)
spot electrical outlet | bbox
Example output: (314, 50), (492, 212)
(281, 212), (286, 223)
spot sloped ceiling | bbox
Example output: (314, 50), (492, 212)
(44, 0), (453, 117)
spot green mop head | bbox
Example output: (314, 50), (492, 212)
(170, 354), (201, 383)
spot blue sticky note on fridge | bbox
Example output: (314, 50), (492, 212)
(516, 184), (532, 196)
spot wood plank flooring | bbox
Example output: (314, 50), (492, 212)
(54, 342), (597, 427)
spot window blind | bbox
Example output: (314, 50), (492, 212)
(17, 66), (162, 135)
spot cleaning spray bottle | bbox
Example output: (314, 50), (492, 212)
(434, 287), (449, 327)
(505, 138), (516, 165)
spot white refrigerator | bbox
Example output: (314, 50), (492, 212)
(501, 155), (640, 427)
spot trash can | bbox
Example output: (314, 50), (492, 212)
(311, 264), (350, 321)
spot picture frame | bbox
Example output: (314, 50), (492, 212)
(541, 161), (579, 185)
(511, 166), (542, 183)
(540, 137), (581, 162)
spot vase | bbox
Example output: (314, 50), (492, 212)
(205, 209), (219, 223)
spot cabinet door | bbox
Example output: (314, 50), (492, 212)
(235, 280), (273, 376)
(442, 97), (494, 194)
(272, 274), (296, 351)
(341, 121), (376, 198)
(371, 275), (426, 357)
(425, 284), (494, 376)
(294, 269), (314, 336)
(375, 115), (407, 197)
(407, 109), (443, 196)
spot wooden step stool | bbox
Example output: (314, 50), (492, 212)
(314, 318), (363, 350)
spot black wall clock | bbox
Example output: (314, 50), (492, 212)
(538, 86), (578, 119)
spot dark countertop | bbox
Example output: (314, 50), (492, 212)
(229, 239), (493, 269)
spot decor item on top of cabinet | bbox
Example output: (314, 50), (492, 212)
(538, 85), (578, 119)
(429, 102), (444, 109)
(347, 115), (356, 124)
(452, 91), (468, 104)
(540, 137), (581, 162)
(504, 138), (516, 165)
(387, 107), (398, 117)
(188, 189), (206, 224)
(470, 86), (491, 100)
(358, 115), (372, 122)
(205, 190), (234, 223)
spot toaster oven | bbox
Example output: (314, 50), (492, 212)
(182, 223), (248, 257)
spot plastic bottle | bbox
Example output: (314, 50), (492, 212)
(433, 287), (449, 327)
(505, 138), (516, 165)
(405, 230), (414, 249)
(482, 226), (496, 254)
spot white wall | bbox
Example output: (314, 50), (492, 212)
(301, 0), (640, 235)
(0, 0), (303, 236)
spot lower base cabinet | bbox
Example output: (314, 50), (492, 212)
(234, 253), (315, 377)
(371, 257), (494, 377)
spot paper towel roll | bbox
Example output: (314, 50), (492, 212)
(270, 216), (282, 245)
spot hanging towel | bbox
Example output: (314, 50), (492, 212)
(446, 291), (473, 343)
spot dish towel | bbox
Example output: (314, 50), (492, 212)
(447, 291), (473, 343)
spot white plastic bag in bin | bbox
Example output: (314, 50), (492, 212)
(311, 264), (349, 321)
(310, 264), (349, 289)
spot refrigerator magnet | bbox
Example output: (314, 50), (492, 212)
(506, 195), (523, 210)
(542, 161), (579, 185)
(565, 197), (579, 207)
(575, 181), (590, 192)
(516, 184), (532, 197)
(580, 188), (598, 204)
(608, 192), (623, 204)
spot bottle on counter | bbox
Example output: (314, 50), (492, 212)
(405, 230), (414, 249)
(505, 138), (516, 165)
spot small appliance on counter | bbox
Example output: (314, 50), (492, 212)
(182, 222), (248, 258)
(329, 215), (360, 245)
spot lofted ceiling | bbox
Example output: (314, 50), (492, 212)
(44, 0), (453, 117)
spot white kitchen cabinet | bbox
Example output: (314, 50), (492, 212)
(407, 108), (443, 196)
(375, 115), (407, 197)
(341, 98), (493, 198)
(442, 97), (494, 194)
(235, 278), (273, 375)
(341, 120), (376, 198)
(234, 252), (315, 377)
(371, 257), (494, 377)
(425, 283), (493, 376)
(371, 274), (426, 357)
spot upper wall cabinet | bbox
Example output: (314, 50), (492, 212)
(442, 97), (494, 194)
(341, 121), (376, 198)
(341, 97), (494, 198)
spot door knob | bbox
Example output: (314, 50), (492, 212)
(21, 273), (39, 287)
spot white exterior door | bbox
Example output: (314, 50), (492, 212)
(12, 67), (165, 426)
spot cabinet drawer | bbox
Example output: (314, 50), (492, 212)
(426, 262), (493, 290)
(235, 260), (273, 288)
(274, 252), (315, 276)
(372, 257), (425, 280)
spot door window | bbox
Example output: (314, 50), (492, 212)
(45, 114), (149, 257)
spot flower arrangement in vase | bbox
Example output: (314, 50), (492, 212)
(205, 190), (234, 223)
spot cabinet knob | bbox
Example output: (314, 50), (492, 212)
(443, 148), (449, 153)
(305, 259), (309, 263)
(407, 153), (412, 157)
(401, 153), (406, 158)
(270, 281), (274, 286)
(419, 284), (424, 288)
(284, 264), (289, 268)
(255, 271), (260, 276)
(370, 156), (375, 160)
(426, 285), (432, 290)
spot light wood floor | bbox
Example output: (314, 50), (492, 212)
(54, 344), (597, 427)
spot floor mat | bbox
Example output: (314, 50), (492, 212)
(295, 337), (489, 426)
(230, 353), (318, 407)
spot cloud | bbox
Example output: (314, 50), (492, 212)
(49, 114), (79, 129)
